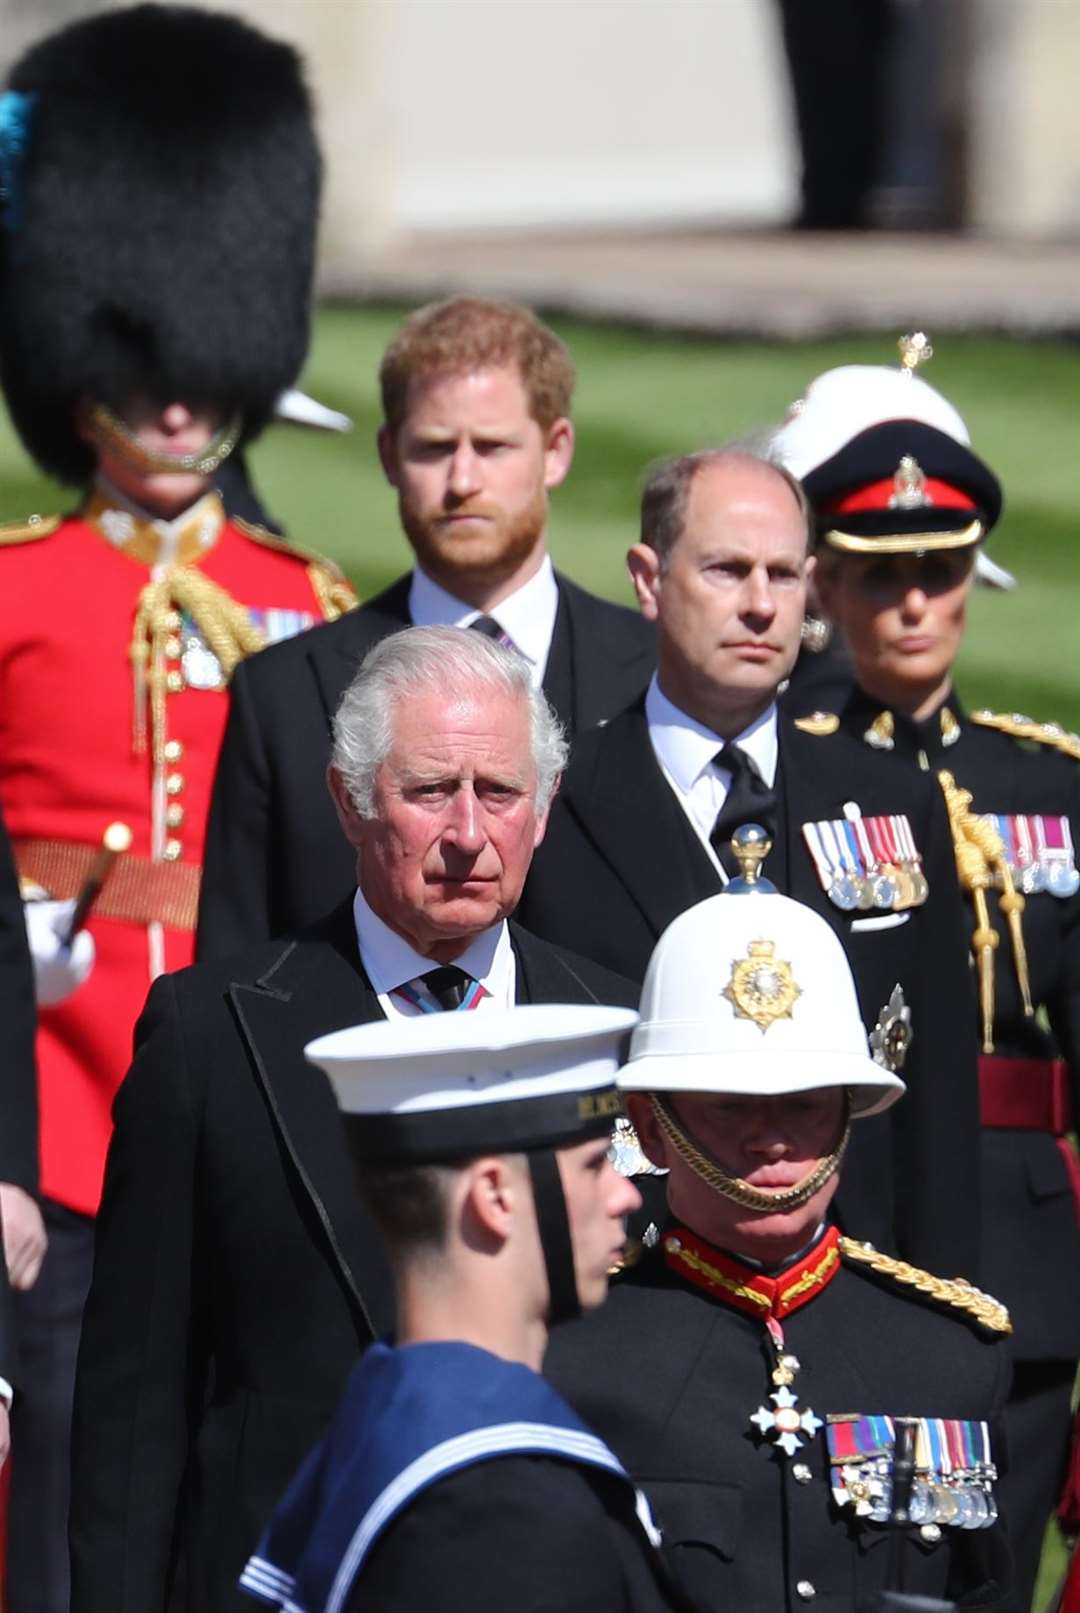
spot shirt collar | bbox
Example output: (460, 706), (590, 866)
(83, 480), (225, 568)
(351, 882), (510, 996)
(645, 675), (779, 791)
(407, 556), (558, 677)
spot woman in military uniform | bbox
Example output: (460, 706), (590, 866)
(773, 345), (1080, 1604)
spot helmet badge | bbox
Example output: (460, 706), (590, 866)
(723, 939), (801, 1033)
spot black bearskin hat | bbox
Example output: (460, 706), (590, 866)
(0, 4), (321, 485)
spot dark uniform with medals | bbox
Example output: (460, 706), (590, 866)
(546, 879), (1015, 1612)
(772, 343), (1080, 1602)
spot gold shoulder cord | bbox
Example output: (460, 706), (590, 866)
(937, 769), (1032, 1052)
(839, 1238), (1012, 1335)
(971, 709), (1080, 765)
(232, 517), (358, 621)
(129, 568), (266, 761)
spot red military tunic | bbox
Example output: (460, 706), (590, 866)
(0, 486), (354, 1215)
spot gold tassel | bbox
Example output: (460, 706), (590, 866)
(938, 770), (999, 1053)
(128, 565), (267, 766)
(964, 811), (1033, 1018)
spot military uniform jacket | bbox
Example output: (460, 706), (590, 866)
(69, 901), (638, 1613)
(242, 1340), (687, 1613)
(546, 1234), (1014, 1613)
(196, 569), (656, 958)
(838, 688), (1080, 1361)
(0, 493), (351, 1215)
(517, 701), (982, 1277)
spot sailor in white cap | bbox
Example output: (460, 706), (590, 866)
(775, 337), (1080, 1602)
(546, 852), (1014, 1612)
(240, 1005), (694, 1613)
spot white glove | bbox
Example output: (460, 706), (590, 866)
(23, 900), (95, 1006)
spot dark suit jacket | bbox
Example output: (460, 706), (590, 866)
(196, 570), (655, 959)
(516, 703), (982, 1279)
(70, 903), (637, 1613)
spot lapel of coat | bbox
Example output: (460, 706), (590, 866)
(563, 704), (722, 939)
(307, 574), (413, 726)
(227, 901), (394, 1339)
(541, 579), (575, 734)
(548, 573), (654, 734)
(510, 922), (603, 1004)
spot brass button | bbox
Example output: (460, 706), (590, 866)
(163, 740), (184, 762)
(792, 1463), (812, 1485)
(165, 804), (185, 829)
(796, 1582), (816, 1602)
(164, 635), (182, 659)
(920, 1523), (942, 1544)
(166, 671), (184, 694)
(165, 773), (185, 796)
(162, 839), (182, 862)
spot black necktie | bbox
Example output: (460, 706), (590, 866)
(710, 743), (777, 878)
(422, 965), (473, 1010)
(468, 614), (507, 643)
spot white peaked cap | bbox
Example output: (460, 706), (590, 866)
(307, 1004), (638, 1163)
(771, 364), (970, 479)
(619, 892), (905, 1119)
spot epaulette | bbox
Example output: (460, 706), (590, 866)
(970, 709), (1080, 764)
(0, 513), (61, 546)
(839, 1237), (1012, 1335)
(794, 711), (840, 736)
(232, 517), (358, 621)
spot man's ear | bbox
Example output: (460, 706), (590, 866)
(626, 1093), (670, 1170)
(543, 417), (575, 491)
(461, 1157), (518, 1248)
(326, 765), (366, 850)
(626, 544), (662, 620)
(377, 424), (399, 488)
(532, 775), (560, 850)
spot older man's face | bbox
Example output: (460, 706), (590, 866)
(338, 685), (549, 960)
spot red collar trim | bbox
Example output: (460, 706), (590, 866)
(662, 1223), (841, 1322)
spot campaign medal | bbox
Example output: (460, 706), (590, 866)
(893, 814), (929, 904)
(869, 985), (913, 1072)
(802, 820), (862, 911)
(1037, 815), (1080, 897)
(826, 1415), (998, 1531)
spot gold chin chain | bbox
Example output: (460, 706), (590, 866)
(650, 1094), (850, 1213)
(84, 402), (242, 477)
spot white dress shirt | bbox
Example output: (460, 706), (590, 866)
(407, 556), (559, 690)
(351, 885), (516, 1018)
(644, 675), (779, 877)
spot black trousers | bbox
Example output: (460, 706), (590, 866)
(998, 1358), (1076, 1611)
(7, 1200), (95, 1613)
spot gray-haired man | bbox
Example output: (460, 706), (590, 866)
(70, 627), (637, 1613)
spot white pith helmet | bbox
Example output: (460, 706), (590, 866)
(771, 363), (970, 478)
(618, 891), (906, 1118)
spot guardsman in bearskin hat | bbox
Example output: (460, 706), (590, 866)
(0, 7), (353, 1606)
(772, 338), (1080, 1605)
(547, 843), (1015, 1609)
(239, 1005), (694, 1613)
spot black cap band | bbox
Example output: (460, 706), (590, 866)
(344, 1084), (623, 1167)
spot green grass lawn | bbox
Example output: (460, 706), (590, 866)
(0, 304), (1075, 1598)
(4, 307), (1080, 732)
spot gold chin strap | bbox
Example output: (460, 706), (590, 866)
(937, 769), (1032, 1053)
(84, 402), (242, 477)
(130, 568), (265, 759)
(649, 1094), (851, 1213)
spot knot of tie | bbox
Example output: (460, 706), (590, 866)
(421, 964), (474, 1011)
(710, 743), (777, 877)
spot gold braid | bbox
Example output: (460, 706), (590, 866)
(130, 566), (266, 761)
(839, 1238), (1012, 1334)
(650, 1095), (851, 1212)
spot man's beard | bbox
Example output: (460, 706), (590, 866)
(400, 485), (548, 594)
